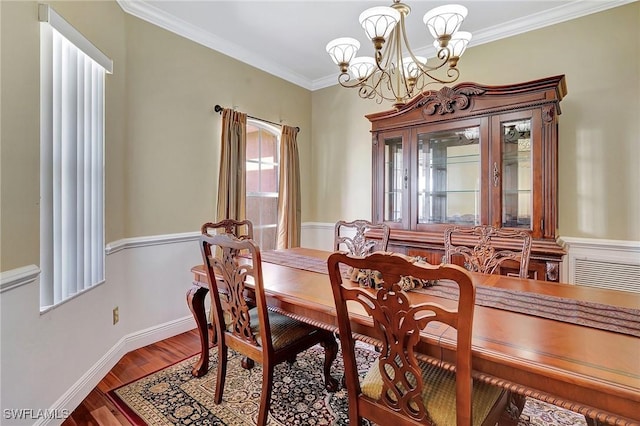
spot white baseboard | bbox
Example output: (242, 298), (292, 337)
(35, 316), (196, 426)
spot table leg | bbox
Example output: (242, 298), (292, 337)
(320, 330), (339, 391)
(187, 284), (210, 377)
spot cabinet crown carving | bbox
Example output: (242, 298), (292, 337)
(419, 86), (485, 116)
(366, 75), (567, 129)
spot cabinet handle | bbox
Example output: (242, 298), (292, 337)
(404, 168), (408, 189)
(493, 162), (500, 187)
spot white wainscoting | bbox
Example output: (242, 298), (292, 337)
(300, 222), (335, 251)
(1, 232), (202, 426)
(559, 237), (640, 293)
(300, 226), (640, 293)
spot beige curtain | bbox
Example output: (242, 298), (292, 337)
(277, 125), (301, 248)
(216, 108), (247, 223)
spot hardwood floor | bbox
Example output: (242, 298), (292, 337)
(62, 329), (202, 426)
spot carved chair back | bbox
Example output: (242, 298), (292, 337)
(334, 220), (390, 255)
(201, 219), (256, 325)
(201, 218), (254, 239)
(328, 251), (507, 425)
(444, 225), (532, 279)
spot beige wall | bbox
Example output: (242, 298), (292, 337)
(1, 1), (638, 267)
(311, 2), (639, 241)
(1, 0), (128, 270)
(123, 14), (312, 239)
(0, 0), (312, 271)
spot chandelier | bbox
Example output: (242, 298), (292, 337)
(326, 1), (471, 109)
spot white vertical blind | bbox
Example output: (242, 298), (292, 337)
(40, 6), (108, 308)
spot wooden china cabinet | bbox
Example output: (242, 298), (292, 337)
(366, 75), (567, 281)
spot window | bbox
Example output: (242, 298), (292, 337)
(245, 120), (280, 251)
(39, 5), (113, 310)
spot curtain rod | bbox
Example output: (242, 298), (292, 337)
(214, 105), (299, 132)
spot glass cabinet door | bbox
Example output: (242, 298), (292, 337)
(499, 118), (532, 229)
(382, 135), (405, 223)
(416, 126), (481, 225)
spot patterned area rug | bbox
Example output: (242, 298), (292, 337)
(110, 343), (587, 426)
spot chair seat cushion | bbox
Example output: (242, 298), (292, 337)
(247, 307), (319, 351)
(361, 358), (505, 426)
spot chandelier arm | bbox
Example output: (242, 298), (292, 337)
(368, 71), (398, 103)
(358, 75), (395, 104)
(365, 70), (403, 103)
(406, 29), (449, 75)
(413, 47), (460, 86)
(418, 64), (461, 85)
(376, 30), (394, 73)
(396, 17), (418, 98)
(338, 72), (372, 89)
(392, 22), (405, 102)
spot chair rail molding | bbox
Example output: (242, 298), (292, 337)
(105, 231), (200, 255)
(0, 264), (40, 294)
(0, 233), (202, 293)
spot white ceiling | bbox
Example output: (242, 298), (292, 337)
(117, 0), (632, 91)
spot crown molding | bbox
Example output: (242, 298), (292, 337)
(467, 0), (636, 47)
(116, 0), (312, 90)
(116, 0), (635, 92)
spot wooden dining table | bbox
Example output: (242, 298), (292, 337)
(187, 247), (640, 426)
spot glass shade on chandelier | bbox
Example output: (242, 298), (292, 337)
(326, 1), (471, 109)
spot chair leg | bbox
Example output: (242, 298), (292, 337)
(214, 345), (228, 405)
(257, 364), (274, 426)
(320, 331), (339, 391)
(208, 323), (217, 347)
(497, 392), (526, 426)
(242, 357), (255, 369)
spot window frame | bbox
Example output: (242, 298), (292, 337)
(245, 119), (281, 251)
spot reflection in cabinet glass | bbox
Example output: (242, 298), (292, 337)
(384, 137), (403, 223)
(417, 127), (480, 225)
(501, 119), (532, 228)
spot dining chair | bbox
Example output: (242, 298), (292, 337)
(327, 251), (512, 426)
(334, 219), (390, 255)
(443, 225), (532, 279)
(200, 233), (339, 426)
